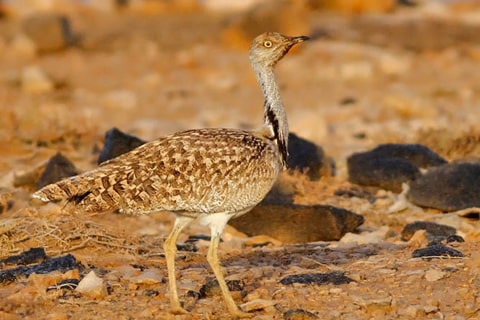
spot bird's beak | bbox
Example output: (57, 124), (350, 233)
(291, 35), (310, 43)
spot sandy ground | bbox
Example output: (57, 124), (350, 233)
(1, 2), (480, 319)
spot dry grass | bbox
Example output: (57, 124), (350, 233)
(0, 207), (139, 259)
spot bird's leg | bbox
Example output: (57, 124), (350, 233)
(207, 232), (252, 318)
(164, 215), (193, 315)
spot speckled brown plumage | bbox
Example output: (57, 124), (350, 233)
(37, 128), (280, 216)
(33, 32), (308, 318)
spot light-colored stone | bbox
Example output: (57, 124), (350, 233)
(352, 295), (392, 307)
(22, 13), (76, 52)
(129, 269), (163, 285)
(10, 33), (37, 59)
(76, 271), (107, 299)
(45, 313), (68, 320)
(103, 90), (138, 110)
(0, 311), (22, 320)
(377, 53), (411, 76)
(339, 61), (373, 80)
(21, 65), (54, 94)
(340, 226), (390, 244)
(425, 269), (446, 282)
(240, 299), (276, 312)
(423, 305), (439, 314)
(408, 230), (429, 248)
(398, 305), (421, 317)
(244, 288), (269, 302)
(329, 288), (343, 295)
(202, 0), (261, 12)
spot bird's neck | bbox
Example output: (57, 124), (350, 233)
(254, 65), (289, 167)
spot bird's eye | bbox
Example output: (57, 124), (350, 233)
(263, 40), (272, 48)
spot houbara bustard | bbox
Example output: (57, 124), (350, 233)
(33, 32), (309, 318)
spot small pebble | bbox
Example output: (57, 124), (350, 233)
(103, 90), (138, 110)
(407, 230), (429, 247)
(199, 279), (244, 298)
(186, 234), (211, 242)
(398, 305), (421, 317)
(244, 288), (269, 302)
(339, 61), (373, 80)
(283, 308), (318, 320)
(354, 295), (392, 308)
(412, 243), (464, 258)
(45, 313), (68, 320)
(10, 33), (37, 58)
(144, 289), (159, 297)
(446, 234), (464, 243)
(425, 269), (446, 282)
(334, 187), (376, 203)
(340, 226), (390, 244)
(176, 242), (198, 252)
(129, 269), (163, 285)
(377, 52), (411, 76)
(280, 271), (353, 286)
(21, 65), (54, 94)
(423, 305), (439, 313)
(75, 271), (107, 299)
(401, 221), (456, 241)
(240, 299), (276, 312)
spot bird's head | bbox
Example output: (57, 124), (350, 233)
(249, 32), (309, 68)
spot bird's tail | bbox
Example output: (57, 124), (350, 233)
(32, 175), (90, 203)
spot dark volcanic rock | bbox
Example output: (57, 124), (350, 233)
(368, 144), (447, 168)
(347, 152), (420, 192)
(407, 162), (480, 211)
(284, 309), (318, 320)
(288, 132), (334, 180)
(199, 279), (245, 298)
(98, 127), (146, 164)
(334, 187), (376, 203)
(347, 143), (446, 192)
(280, 271), (353, 286)
(36, 152), (79, 189)
(176, 242), (198, 252)
(412, 243), (464, 258)
(229, 204), (364, 243)
(0, 254), (81, 283)
(446, 235), (465, 243)
(401, 221), (457, 241)
(0, 247), (46, 266)
(186, 234), (211, 242)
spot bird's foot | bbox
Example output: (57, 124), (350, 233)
(229, 309), (253, 319)
(170, 305), (188, 315)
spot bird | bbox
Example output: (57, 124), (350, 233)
(32, 32), (309, 318)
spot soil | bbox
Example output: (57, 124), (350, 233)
(1, 3), (480, 320)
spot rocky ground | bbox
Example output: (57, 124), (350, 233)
(0, 1), (480, 319)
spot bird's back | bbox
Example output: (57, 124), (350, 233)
(34, 128), (281, 215)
